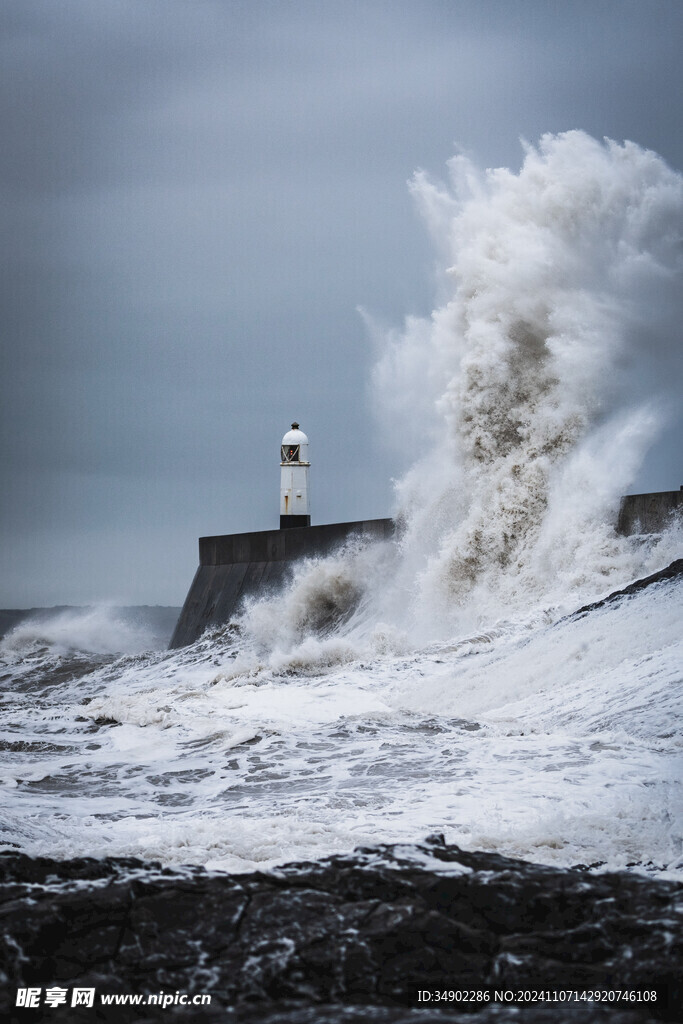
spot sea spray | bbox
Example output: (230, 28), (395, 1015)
(367, 131), (683, 635)
(0, 606), (156, 658)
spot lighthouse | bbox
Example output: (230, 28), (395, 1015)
(280, 422), (311, 529)
(170, 417), (394, 647)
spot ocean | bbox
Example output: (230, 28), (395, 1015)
(0, 555), (681, 880)
(1, 130), (682, 884)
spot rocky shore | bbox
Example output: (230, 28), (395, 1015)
(1, 838), (680, 1022)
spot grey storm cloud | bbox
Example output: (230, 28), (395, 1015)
(1, 0), (681, 605)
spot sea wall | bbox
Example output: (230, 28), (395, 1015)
(170, 489), (681, 649)
(169, 519), (394, 649)
(617, 488), (682, 536)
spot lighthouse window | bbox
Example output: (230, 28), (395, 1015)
(281, 444), (300, 463)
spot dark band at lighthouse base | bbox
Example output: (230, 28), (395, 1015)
(280, 513), (311, 529)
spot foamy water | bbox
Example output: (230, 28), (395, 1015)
(1, 131), (681, 878)
(0, 575), (680, 876)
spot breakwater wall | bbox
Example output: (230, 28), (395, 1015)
(618, 488), (682, 536)
(169, 519), (394, 649)
(171, 489), (681, 649)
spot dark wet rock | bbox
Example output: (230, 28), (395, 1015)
(570, 558), (683, 619)
(0, 840), (680, 1023)
(231, 1009), (665, 1024)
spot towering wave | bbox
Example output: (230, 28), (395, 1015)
(367, 131), (683, 636)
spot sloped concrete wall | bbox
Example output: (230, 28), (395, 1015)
(169, 519), (394, 649)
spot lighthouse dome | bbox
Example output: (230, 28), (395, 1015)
(281, 422), (308, 445)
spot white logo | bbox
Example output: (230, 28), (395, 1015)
(44, 987), (68, 1008)
(15, 988), (41, 1008)
(71, 987), (96, 1008)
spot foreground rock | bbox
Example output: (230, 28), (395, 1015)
(0, 839), (680, 1022)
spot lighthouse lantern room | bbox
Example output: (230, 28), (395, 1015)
(280, 422), (311, 529)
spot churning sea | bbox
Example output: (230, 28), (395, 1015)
(0, 557), (681, 880)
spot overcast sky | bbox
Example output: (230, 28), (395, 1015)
(1, 0), (681, 607)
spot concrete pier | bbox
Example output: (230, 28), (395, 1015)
(170, 489), (681, 649)
(617, 488), (682, 536)
(169, 519), (394, 649)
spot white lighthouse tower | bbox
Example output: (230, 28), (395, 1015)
(280, 422), (311, 529)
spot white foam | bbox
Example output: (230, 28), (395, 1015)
(1, 606), (155, 657)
